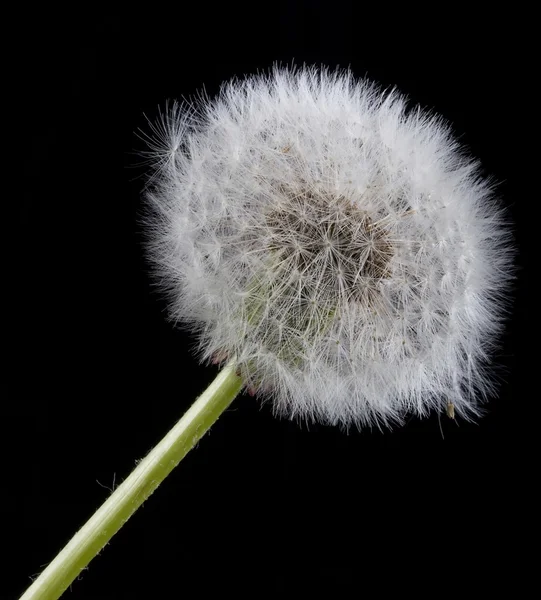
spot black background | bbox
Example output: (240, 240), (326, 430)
(11, 3), (532, 598)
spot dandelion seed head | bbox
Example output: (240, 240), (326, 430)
(144, 66), (514, 428)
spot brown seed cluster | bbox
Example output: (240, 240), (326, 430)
(264, 187), (394, 306)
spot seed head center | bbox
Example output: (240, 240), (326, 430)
(265, 189), (394, 304)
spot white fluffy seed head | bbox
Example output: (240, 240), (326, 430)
(143, 66), (514, 429)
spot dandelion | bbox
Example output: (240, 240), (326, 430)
(145, 65), (513, 428)
(22, 66), (513, 599)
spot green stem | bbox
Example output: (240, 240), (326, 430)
(21, 358), (243, 600)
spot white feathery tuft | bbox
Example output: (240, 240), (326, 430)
(143, 66), (514, 428)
